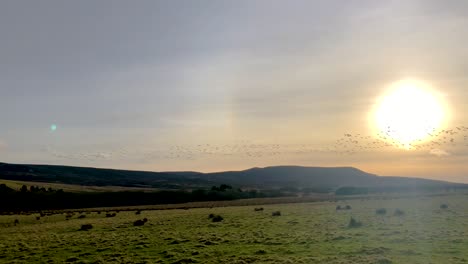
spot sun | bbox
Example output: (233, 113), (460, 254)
(372, 79), (448, 149)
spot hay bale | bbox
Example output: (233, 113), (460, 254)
(212, 215), (223, 222)
(393, 209), (405, 216)
(272, 211), (281, 217)
(80, 224), (93, 231)
(133, 219), (148, 226)
(375, 208), (387, 215)
(348, 217), (362, 228)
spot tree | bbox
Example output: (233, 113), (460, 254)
(20, 185), (28, 193)
(219, 184), (232, 192)
(0, 184), (14, 193)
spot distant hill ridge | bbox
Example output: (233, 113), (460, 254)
(0, 162), (464, 190)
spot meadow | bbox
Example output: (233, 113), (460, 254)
(0, 179), (159, 193)
(0, 193), (467, 263)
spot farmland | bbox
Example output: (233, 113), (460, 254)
(0, 179), (159, 193)
(0, 193), (467, 263)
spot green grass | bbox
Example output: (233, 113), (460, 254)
(1, 193), (467, 263)
(0, 179), (159, 193)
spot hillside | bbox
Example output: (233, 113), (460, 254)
(0, 162), (464, 191)
(0, 162), (208, 189)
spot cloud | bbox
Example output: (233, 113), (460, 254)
(429, 149), (450, 157)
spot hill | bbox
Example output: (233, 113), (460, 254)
(0, 162), (464, 191)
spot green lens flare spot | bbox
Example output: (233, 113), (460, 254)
(50, 124), (58, 132)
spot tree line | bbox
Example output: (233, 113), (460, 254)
(0, 184), (285, 213)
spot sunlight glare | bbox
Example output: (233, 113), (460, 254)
(373, 80), (447, 149)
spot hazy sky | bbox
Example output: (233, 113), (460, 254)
(1, 1), (468, 183)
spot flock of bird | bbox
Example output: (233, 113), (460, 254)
(333, 125), (468, 155)
(160, 125), (468, 160)
(48, 125), (468, 163)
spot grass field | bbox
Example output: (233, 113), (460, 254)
(0, 179), (159, 193)
(0, 193), (467, 263)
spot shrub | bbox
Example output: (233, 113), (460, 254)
(345, 205), (352, 210)
(376, 208), (387, 215)
(36, 216), (41, 220)
(336, 205), (342, 210)
(393, 209), (405, 216)
(440, 204), (448, 209)
(80, 224), (93, 231)
(208, 213), (215, 219)
(135, 210), (142, 215)
(14, 219), (19, 225)
(212, 215), (223, 222)
(272, 211), (281, 217)
(77, 215), (86, 219)
(106, 213), (117, 218)
(254, 207), (264, 212)
(348, 217), (362, 228)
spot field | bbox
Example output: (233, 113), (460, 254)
(0, 179), (159, 193)
(0, 193), (467, 263)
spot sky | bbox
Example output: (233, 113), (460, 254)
(1, 1), (468, 183)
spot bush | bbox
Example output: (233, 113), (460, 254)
(212, 215), (223, 222)
(376, 208), (387, 215)
(135, 210), (142, 215)
(440, 204), (448, 209)
(254, 207), (264, 212)
(393, 209), (405, 216)
(272, 211), (281, 217)
(345, 205), (352, 210)
(208, 213), (215, 219)
(77, 215), (86, 219)
(106, 213), (117, 218)
(336, 205), (342, 210)
(80, 224), (93, 231)
(348, 217), (362, 228)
